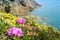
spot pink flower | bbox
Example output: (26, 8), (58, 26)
(8, 27), (23, 37)
(16, 19), (25, 25)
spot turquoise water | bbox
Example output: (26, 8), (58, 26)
(31, 0), (60, 29)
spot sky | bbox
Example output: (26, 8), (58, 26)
(31, 0), (60, 29)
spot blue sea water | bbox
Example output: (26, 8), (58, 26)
(31, 0), (60, 29)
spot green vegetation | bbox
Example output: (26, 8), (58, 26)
(0, 12), (60, 40)
(0, 0), (60, 40)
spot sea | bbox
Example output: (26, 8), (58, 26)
(31, 0), (60, 29)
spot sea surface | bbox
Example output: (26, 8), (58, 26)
(31, 0), (60, 29)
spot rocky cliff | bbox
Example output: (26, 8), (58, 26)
(0, 0), (41, 16)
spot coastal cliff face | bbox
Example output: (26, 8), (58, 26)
(0, 0), (41, 16)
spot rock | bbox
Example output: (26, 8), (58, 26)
(19, 0), (41, 11)
(0, 0), (41, 17)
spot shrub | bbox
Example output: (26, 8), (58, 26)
(0, 12), (60, 40)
